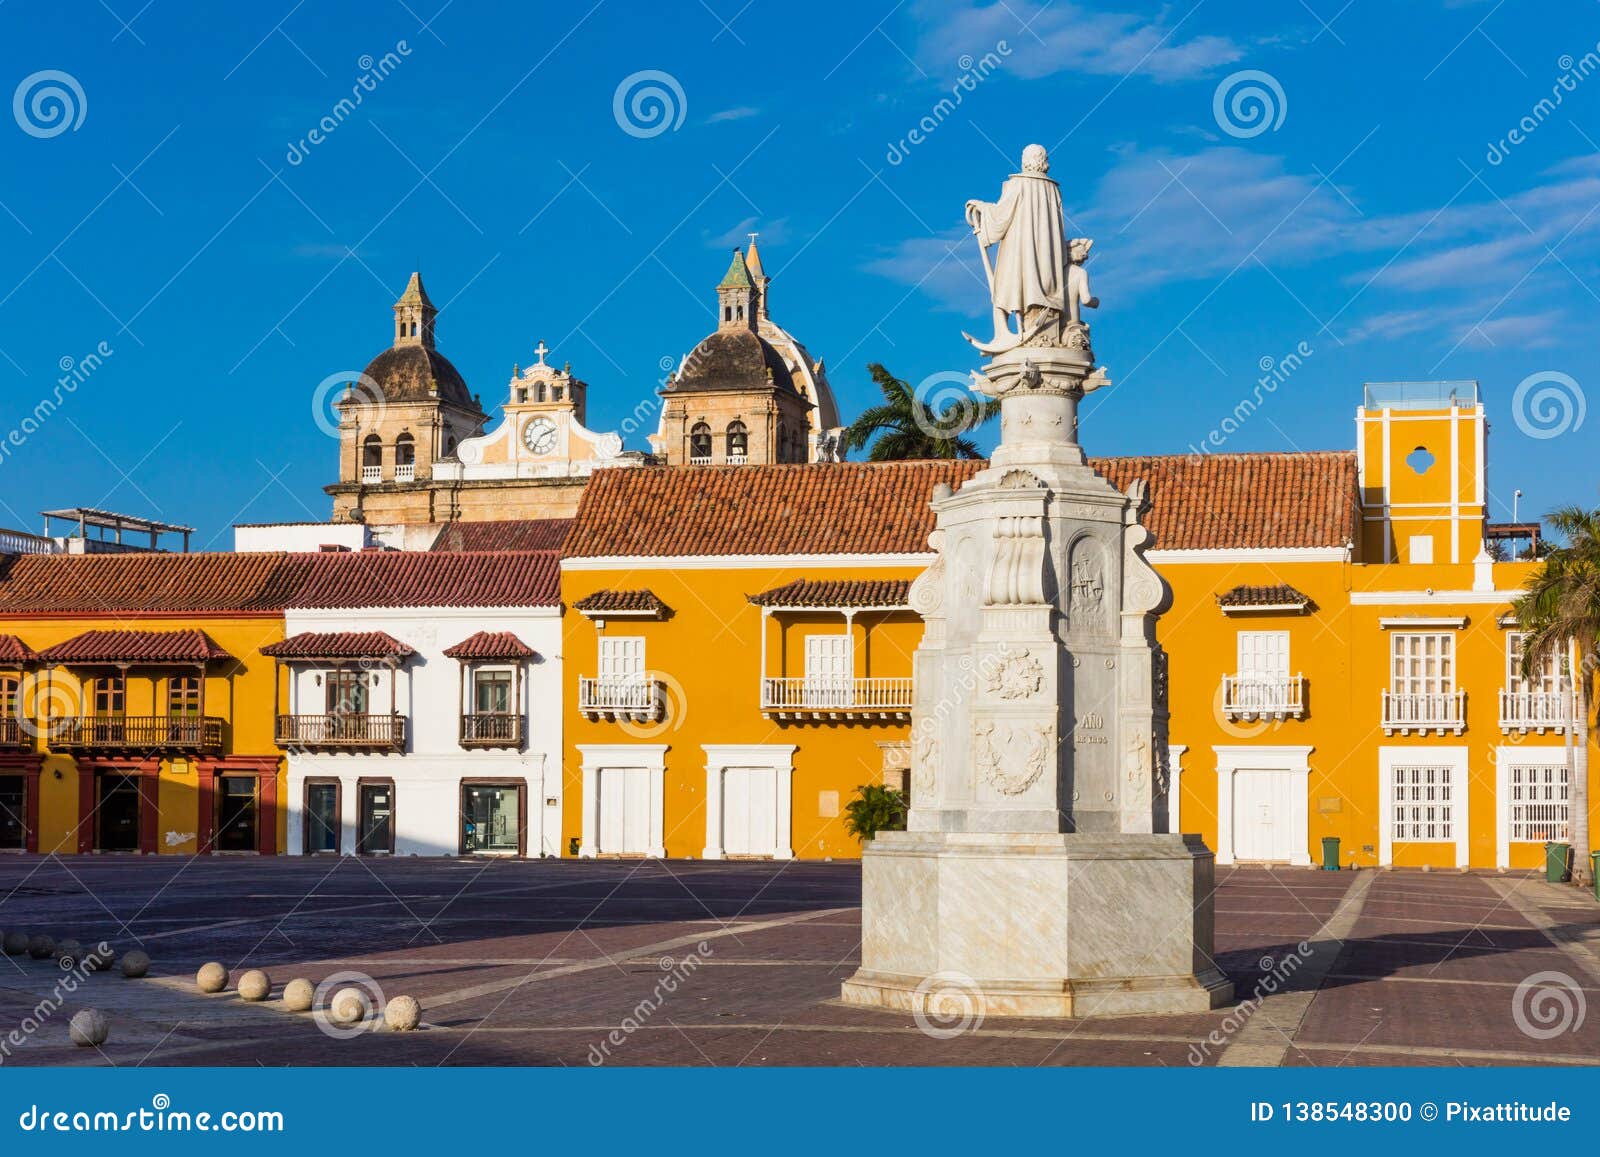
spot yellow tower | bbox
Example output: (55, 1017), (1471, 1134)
(1356, 381), (1486, 565)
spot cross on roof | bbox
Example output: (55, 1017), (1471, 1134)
(533, 340), (549, 365)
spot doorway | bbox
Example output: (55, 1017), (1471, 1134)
(357, 780), (394, 855)
(461, 782), (524, 855)
(1231, 768), (1298, 862)
(304, 781), (340, 854)
(214, 775), (259, 852)
(720, 767), (778, 857)
(0, 776), (23, 851)
(97, 774), (141, 852)
(596, 767), (651, 855)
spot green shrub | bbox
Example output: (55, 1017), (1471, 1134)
(843, 784), (908, 842)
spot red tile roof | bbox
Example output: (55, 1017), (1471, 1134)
(748, 579), (911, 608)
(563, 454), (1358, 559)
(442, 631), (538, 660)
(1092, 452), (1359, 552)
(260, 631), (415, 661)
(283, 551), (561, 609)
(0, 552), (297, 614)
(0, 635), (36, 664)
(573, 589), (670, 615)
(565, 461), (984, 558)
(37, 629), (229, 664)
(1218, 583), (1313, 609)
(431, 519), (573, 552)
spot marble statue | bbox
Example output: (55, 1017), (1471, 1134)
(841, 145), (1232, 1021)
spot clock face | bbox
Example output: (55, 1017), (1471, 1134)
(523, 417), (557, 455)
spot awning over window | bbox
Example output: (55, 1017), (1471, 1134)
(260, 631), (415, 662)
(747, 578), (911, 610)
(1217, 584), (1312, 613)
(36, 629), (228, 664)
(442, 631), (537, 661)
(573, 589), (670, 617)
(0, 635), (37, 665)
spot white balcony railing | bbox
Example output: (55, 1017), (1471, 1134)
(1499, 689), (1577, 734)
(1221, 674), (1306, 721)
(760, 676), (914, 718)
(394, 462), (416, 482)
(1382, 689), (1466, 735)
(361, 465), (382, 483)
(726, 453), (748, 466)
(689, 455), (713, 466)
(579, 676), (663, 721)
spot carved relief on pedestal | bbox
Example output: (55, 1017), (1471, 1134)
(975, 720), (1053, 796)
(986, 514), (1047, 606)
(909, 529), (946, 619)
(1123, 729), (1152, 812)
(1066, 537), (1107, 632)
(912, 724), (940, 797)
(983, 646), (1044, 700)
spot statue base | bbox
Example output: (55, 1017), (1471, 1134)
(840, 831), (1233, 1018)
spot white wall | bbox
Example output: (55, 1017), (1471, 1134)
(281, 604), (563, 857)
(234, 523), (372, 553)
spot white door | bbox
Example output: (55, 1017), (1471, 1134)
(722, 768), (778, 857)
(1237, 631), (1289, 710)
(804, 635), (853, 707)
(597, 766), (651, 855)
(1232, 769), (1297, 862)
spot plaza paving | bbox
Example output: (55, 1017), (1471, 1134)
(0, 855), (1596, 1066)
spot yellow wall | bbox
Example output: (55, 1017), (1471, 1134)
(561, 564), (926, 859)
(2, 613), (286, 854)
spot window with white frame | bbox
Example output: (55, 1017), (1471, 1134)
(1236, 630), (1289, 695)
(1390, 632), (1454, 695)
(1391, 764), (1456, 842)
(598, 636), (645, 683)
(1507, 761), (1570, 843)
(1505, 632), (1567, 695)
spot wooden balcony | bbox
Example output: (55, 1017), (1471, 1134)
(579, 677), (663, 722)
(0, 717), (30, 750)
(1382, 690), (1466, 736)
(1221, 674), (1306, 722)
(460, 712), (523, 748)
(274, 713), (405, 752)
(760, 676), (913, 720)
(52, 715), (223, 752)
(1499, 689), (1576, 735)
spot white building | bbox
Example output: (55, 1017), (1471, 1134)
(262, 551), (564, 857)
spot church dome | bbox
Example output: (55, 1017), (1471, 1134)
(671, 327), (798, 396)
(360, 343), (474, 408)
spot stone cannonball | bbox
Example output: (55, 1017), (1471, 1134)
(68, 1009), (110, 1047)
(237, 969), (271, 1002)
(196, 962), (228, 994)
(281, 978), (314, 1012)
(26, 934), (55, 960)
(2, 930), (29, 955)
(120, 950), (150, 979)
(329, 987), (369, 1024)
(54, 939), (83, 967)
(383, 995), (421, 1032)
(84, 945), (116, 972)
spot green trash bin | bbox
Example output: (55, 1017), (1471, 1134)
(1545, 841), (1571, 883)
(1590, 852), (1600, 901)
(1321, 836), (1341, 871)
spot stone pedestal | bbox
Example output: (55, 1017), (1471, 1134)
(842, 151), (1232, 1018)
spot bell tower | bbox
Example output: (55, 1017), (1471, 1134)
(393, 272), (438, 348)
(715, 248), (758, 332)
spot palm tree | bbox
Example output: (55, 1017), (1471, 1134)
(1512, 505), (1600, 885)
(841, 363), (999, 461)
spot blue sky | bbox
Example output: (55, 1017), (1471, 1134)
(0, 0), (1596, 544)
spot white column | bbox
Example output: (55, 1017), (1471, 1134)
(774, 761), (794, 860)
(647, 763), (666, 858)
(1495, 746), (1510, 871)
(579, 762), (599, 858)
(1215, 761), (1235, 866)
(702, 765), (724, 860)
(1167, 744), (1187, 834)
(1378, 752), (1393, 868)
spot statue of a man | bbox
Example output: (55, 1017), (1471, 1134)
(964, 144), (1067, 353)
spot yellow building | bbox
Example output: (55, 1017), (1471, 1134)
(0, 553), (295, 855)
(560, 382), (1595, 870)
(560, 461), (980, 859)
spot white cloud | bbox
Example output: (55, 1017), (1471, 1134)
(706, 106), (761, 124)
